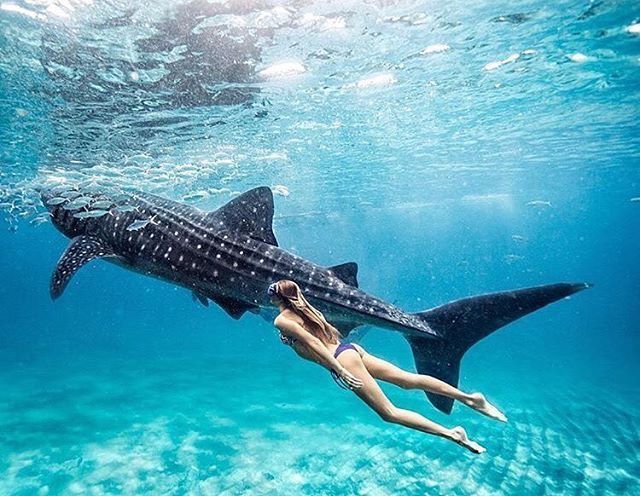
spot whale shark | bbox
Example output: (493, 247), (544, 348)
(43, 185), (590, 413)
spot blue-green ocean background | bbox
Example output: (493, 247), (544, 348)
(1, 0), (639, 494)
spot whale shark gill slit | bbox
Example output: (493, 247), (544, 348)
(50, 235), (115, 299)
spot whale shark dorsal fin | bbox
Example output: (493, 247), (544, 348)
(50, 235), (114, 299)
(207, 187), (278, 246)
(328, 262), (359, 287)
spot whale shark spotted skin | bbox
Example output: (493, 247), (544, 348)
(43, 186), (591, 414)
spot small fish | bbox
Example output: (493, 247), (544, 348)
(73, 210), (109, 219)
(272, 184), (290, 197)
(46, 197), (68, 206)
(91, 200), (113, 209)
(208, 188), (230, 195)
(511, 235), (527, 243)
(630, 197), (640, 203)
(78, 179), (99, 189)
(60, 190), (82, 200)
(116, 205), (138, 213)
(63, 197), (92, 210)
(183, 190), (209, 202)
(124, 153), (152, 164)
(567, 52), (590, 63)
(420, 44), (450, 55)
(504, 254), (525, 264)
(111, 193), (132, 202)
(50, 185), (74, 195)
(30, 213), (51, 225)
(526, 200), (552, 207)
(126, 218), (151, 231)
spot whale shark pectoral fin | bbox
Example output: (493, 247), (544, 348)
(191, 291), (209, 307)
(331, 320), (361, 337)
(210, 293), (257, 319)
(207, 186), (278, 246)
(328, 262), (359, 287)
(50, 235), (114, 300)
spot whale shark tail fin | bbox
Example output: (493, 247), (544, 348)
(407, 282), (592, 414)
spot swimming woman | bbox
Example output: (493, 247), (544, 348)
(269, 279), (507, 454)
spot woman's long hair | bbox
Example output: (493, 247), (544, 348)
(274, 280), (342, 344)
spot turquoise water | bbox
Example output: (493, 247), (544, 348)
(1, 0), (639, 494)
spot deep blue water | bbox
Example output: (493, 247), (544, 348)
(1, 1), (640, 494)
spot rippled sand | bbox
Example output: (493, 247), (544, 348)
(1, 355), (637, 495)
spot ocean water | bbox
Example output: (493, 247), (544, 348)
(1, 0), (639, 494)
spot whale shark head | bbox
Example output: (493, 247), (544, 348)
(41, 188), (77, 237)
(41, 187), (114, 238)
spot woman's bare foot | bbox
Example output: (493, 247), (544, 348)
(464, 393), (507, 423)
(449, 426), (486, 454)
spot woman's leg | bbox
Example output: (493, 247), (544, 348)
(354, 345), (506, 422)
(336, 349), (485, 454)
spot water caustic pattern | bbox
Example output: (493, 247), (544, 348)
(0, 356), (638, 496)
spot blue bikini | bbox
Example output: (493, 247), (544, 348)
(333, 342), (358, 358)
(330, 342), (359, 390)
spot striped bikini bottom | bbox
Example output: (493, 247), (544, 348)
(330, 342), (358, 390)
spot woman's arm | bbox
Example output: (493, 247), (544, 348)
(275, 317), (343, 372)
(275, 317), (362, 388)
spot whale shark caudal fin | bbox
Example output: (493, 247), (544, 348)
(206, 187), (278, 246)
(50, 235), (114, 299)
(407, 282), (592, 414)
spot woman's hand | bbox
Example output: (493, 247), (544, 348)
(337, 367), (363, 390)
